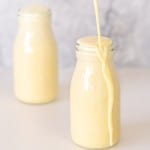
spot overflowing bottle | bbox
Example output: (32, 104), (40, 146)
(70, 0), (120, 149)
(70, 36), (120, 149)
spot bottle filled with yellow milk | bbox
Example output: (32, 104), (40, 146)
(70, 36), (120, 149)
(14, 5), (58, 104)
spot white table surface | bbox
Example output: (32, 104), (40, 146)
(0, 68), (150, 150)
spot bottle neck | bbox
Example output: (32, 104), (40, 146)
(19, 17), (51, 32)
(76, 51), (113, 66)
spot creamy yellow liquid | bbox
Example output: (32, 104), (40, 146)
(14, 5), (58, 104)
(71, 0), (120, 148)
(93, 0), (116, 145)
(71, 37), (120, 149)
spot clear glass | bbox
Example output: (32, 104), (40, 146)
(14, 9), (58, 104)
(70, 45), (120, 149)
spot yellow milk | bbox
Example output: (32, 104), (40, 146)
(70, 36), (120, 149)
(14, 5), (58, 104)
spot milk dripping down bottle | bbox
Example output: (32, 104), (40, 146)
(14, 5), (58, 104)
(70, 36), (120, 149)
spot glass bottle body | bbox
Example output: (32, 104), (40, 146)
(14, 11), (58, 104)
(70, 40), (120, 149)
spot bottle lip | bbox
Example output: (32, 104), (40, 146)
(76, 36), (113, 53)
(18, 5), (51, 18)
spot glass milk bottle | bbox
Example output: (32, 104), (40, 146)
(14, 5), (58, 104)
(70, 36), (120, 149)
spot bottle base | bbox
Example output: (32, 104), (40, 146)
(72, 138), (119, 150)
(16, 97), (56, 105)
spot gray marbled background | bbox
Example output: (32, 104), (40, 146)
(0, 0), (150, 69)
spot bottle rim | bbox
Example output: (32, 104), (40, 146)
(76, 36), (114, 53)
(18, 5), (51, 18)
